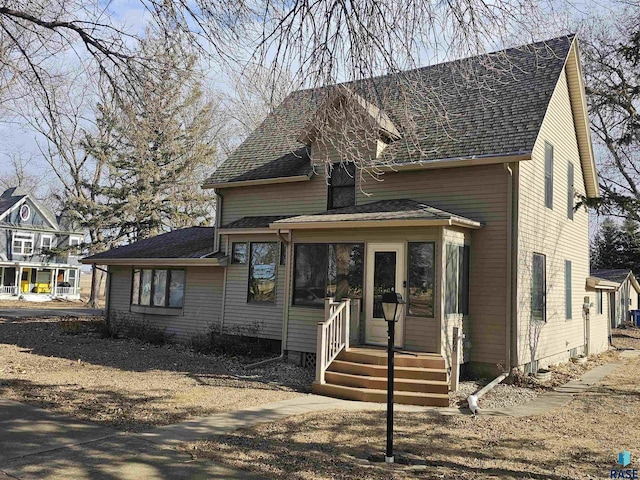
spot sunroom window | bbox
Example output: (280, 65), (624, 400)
(293, 243), (363, 307)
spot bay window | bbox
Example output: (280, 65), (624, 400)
(132, 268), (185, 308)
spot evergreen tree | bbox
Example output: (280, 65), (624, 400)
(621, 217), (640, 273)
(88, 30), (218, 242)
(591, 218), (625, 270)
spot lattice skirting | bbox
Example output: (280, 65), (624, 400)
(302, 352), (316, 370)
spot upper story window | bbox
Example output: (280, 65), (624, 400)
(41, 235), (52, 250)
(545, 142), (554, 209)
(567, 162), (574, 220)
(12, 233), (34, 255)
(69, 237), (82, 256)
(328, 162), (356, 210)
(19, 204), (31, 222)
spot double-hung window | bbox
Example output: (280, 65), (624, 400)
(132, 268), (185, 308)
(545, 142), (554, 209)
(445, 244), (470, 315)
(41, 235), (52, 251)
(531, 253), (546, 322)
(407, 242), (436, 317)
(69, 237), (82, 256)
(327, 163), (356, 209)
(12, 233), (34, 255)
(248, 242), (278, 303)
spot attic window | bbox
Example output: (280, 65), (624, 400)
(328, 163), (356, 210)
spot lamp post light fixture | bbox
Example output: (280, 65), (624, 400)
(381, 291), (405, 464)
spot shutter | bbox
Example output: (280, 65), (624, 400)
(567, 163), (574, 220)
(565, 260), (572, 319)
(545, 142), (554, 209)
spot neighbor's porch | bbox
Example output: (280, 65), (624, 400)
(0, 264), (81, 299)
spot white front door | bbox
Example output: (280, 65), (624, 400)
(365, 243), (404, 346)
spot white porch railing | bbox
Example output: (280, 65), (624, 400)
(316, 298), (351, 384)
(0, 285), (17, 295)
(56, 286), (77, 296)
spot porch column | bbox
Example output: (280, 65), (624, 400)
(15, 265), (22, 295)
(51, 268), (58, 297)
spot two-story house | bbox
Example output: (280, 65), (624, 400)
(0, 187), (83, 300)
(83, 35), (609, 406)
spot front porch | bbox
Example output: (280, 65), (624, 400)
(311, 298), (459, 406)
(0, 265), (81, 300)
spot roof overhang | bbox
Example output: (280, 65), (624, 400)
(270, 218), (482, 230)
(380, 152), (532, 172)
(202, 174), (311, 190)
(586, 276), (619, 290)
(218, 228), (280, 235)
(80, 257), (228, 267)
(630, 273), (640, 293)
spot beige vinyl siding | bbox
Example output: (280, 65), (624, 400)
(585, 287), (610, 355)
(517, 63), (591, 366)
(354, 164), (510, 366)
(219, 174), (328, 226)
(221, 234), (285, 340)
(108, 265), (224, 341)
(286, 227), (441, 354)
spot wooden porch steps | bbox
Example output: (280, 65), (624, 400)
(312, 347), (450, 407)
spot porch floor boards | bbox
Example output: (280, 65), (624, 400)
(312, 346), (450, 407)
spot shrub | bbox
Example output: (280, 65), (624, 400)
(97, 311), (173, 345)
(190, 321), (274, 359)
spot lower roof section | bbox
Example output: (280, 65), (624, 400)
(269, 199), (482, 230)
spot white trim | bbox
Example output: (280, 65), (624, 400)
(365, 242), (405, 347)
(0, 197), (28, 222)
(12, 232), (35, 255)
(218, 228), (279, 235)
(40, 234), (53, 250)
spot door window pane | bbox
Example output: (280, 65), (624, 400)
(153, 270), (167, 306)
(408, 243), (435, 317)
(373, 251), (396, 318)
(248, 242), (278, 303)
(140, 269), (152, 305)
(169, 270), (185, 307)
(293, 244), (328, 307)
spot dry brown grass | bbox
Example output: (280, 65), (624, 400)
(611, 326), (640, 350)
(0, 317), (307, 432)
(186, 357), (640, 479)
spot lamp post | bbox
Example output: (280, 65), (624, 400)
(381, 291), (404, 464)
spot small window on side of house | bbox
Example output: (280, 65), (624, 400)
(248, 242), (278, 303)
(280, 242), (286, 266)
(231, 242), (247, 264)
(41, 235), (52, 250)
(531, 253), (546, 322)
(545, 142), (554, 209)
(597, 290), (603, 315)
(328, 162), (356, 210)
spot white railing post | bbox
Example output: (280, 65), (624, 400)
(344, 299), (351, 352)
(316, 322), (326, 384)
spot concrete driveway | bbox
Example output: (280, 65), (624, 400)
(0, 399), (264, 479)
(0, 308), (104, 319)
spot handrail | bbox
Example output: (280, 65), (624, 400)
(316, 298), (351, 384)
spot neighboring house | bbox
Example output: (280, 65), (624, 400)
(589, 269), (640, 329)
(83, 35), (603, 405)
(0, 187), (83, 300)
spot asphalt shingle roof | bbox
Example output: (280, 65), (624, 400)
(205, 36), (574, 186)
(83, 227), (218, 261)
(273, 199), (480, 225)
(221, 216), (292, 229)
(591, 269), (634, 284)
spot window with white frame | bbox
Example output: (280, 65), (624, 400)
(69, 237), (82, 256)
(41, 235), (53, 250)
(12, 233), (34, 255)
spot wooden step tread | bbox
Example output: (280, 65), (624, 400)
(329, 360), (447, 374)
(325, 371), (449, 394)
(326, 371), (448, 385)
(312, 382), (450, 407)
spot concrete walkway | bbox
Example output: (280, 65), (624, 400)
(0, 355), (633, 478)
(0, 399), (264, 479)
(0, 308), (104, 319)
